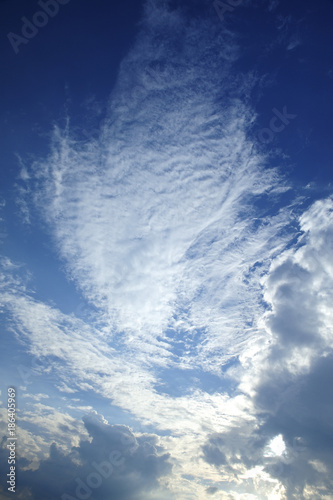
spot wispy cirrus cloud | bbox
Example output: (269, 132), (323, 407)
(23, 0), (292, 375)
(1, 0), (333, 498)
(2, 195), (329, 498)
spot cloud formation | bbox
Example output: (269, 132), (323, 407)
(201, 197), (333, 498)
(0, 0), (332, 498)
(13, 412), (173, 500)
(25, 0), (291, 375)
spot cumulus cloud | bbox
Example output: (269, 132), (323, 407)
(257, 354), (333, 498)
(254, 197), (333, 497)
(201, 197), (333, 498)
(16, 411), (173, 500)
(264, 197), (333, 365)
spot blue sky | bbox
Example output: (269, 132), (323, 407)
(1, 0), (333, 498)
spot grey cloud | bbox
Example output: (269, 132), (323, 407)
(263, 198), (333, 362)
(202, 435), (228, 467)
(200, 198), (333, 498)
(255, 354), (333, 498)
(253, 199), (333, 497)
(266, 259), (321, 347)
(16, 412), (173, 500)
(201, 429), (266, 473)
(205, 486), (219, 495)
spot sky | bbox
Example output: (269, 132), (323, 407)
(0, 0), (333, 499)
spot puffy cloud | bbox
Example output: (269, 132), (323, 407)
(201, 197), (333, 498)
(255, 353), (333, 499)
(263, 197), (333, 368)
(17, 412), (173, 500)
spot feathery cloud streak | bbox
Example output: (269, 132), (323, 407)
(1, 0), (333, 498)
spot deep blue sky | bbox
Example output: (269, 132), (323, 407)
(1, 1), (333, 499)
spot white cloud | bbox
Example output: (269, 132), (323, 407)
(25, 1), (292, 381)
(0, 0), (332, 498)
(22, 393), (49, 401)
(265, 435), (286, 457)
(218, 196), (333, 498)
